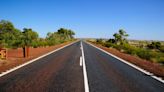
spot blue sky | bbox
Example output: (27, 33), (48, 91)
(0, 0), (164, 40)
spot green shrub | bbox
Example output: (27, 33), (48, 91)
(122, 44), (137, 55)
(111, 44), (121, 51)
(136, 49), (152, 60)
(157, 57), (164, 64)
(151, 52), (164, 64)
(96, 39), (103, 44)
(31, 41), (39, 48)
(159, 46), (164, 52)
(96, 40), (164, 64)
(104, 42), (113, 48)
(147, 41), (161, 49)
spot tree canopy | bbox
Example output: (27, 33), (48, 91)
(22, 28), (39, 47)
(113, 29), (129, 45)
(0, 20), (22, 48)
(46, 28), (75, 46)
(0, 20), (75, 48)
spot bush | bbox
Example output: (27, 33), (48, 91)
(157, 57), (164, 64)
(159, 46), (164, 52)
(96, 39), (103, 44)
(114, 45), (123, 51)
(151, 52), (164, 64)
(136, 49), (152, 60)
(31, 41), (39, 48)
(147, 41), (161, 49)
(104, 42), (113, 48)
(95, 39), (164, 64)
(115, 43), (161, 62)
(107, 39), (116, 43)
(122, 44), (137, 55)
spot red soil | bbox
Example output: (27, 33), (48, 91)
(0, 41), (73, 73)
(92, 43), (164, 78)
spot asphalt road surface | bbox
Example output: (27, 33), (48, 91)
(83, 42), (164, 92)
(0, 41), (164, 92)
(0, 41), (84, 92)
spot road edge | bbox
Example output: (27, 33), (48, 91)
(0, 40), (79, 77)
(85, 41), (164, 84)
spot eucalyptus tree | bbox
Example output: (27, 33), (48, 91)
(113, 29), (129, 45)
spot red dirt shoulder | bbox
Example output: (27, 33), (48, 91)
(92, 43), (164, 78)
(0, 41), (73, 73)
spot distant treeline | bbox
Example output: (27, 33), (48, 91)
(0, 20), (75, 48)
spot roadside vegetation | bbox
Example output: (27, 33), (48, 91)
(0, 19), (76, 72)
(0, 19), (76, 58)
(89, 29), (164, 64)
(0, 20), (75, 49)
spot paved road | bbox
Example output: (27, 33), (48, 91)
(0, 41), (84, 92)
(83, 42), (164, 92)
(0, 41), (164, 92)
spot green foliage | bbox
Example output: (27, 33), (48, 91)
(0, 20), (75, 48)
(113, 29), (129, 45)
(0, 20), (23, 48)
(104, 42), (113, 48)
(121, 43), (137, 55)
(104, 41), (164, 63)
(22, 28), (39, 47)
(107, 38), (115, 43)
(12, 29), (24, 48)
(136, 49), (152, 60)
(0, 20), (14, 33)
(57, 28), (75, 40)
(157, 57), (164, 64)
(96, 39), (103, 44)
(45, 28), (75, 46)
(159, 46), (164, 52)
(147, 41), (161, 49)
(94, 30), (164, 64)
(30, 38), (48, 48)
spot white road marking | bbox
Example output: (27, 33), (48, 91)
(86, 41), (164, 84)
(80, 56), (83, 66)
(81, 41), (90, 92)
(0, 41), (79, 77)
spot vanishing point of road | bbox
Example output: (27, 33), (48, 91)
(0, 41), (164, 92)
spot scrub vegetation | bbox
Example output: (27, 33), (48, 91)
(0, 20), (75, 49)
(89, 29), (164, 64)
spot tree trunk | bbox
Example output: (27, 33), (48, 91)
(23, 46), (29, 58)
